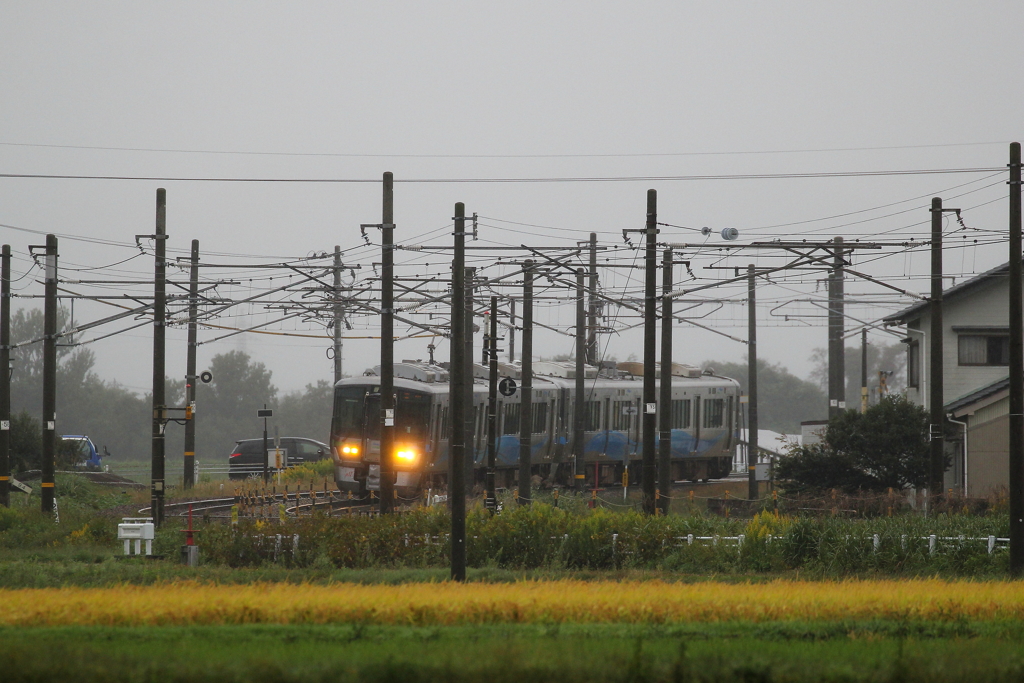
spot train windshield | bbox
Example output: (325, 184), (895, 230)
(396, 390), (431, 441)
(333, 385), (368, 438)
(333, 385), (431, 442)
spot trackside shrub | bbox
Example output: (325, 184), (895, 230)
(195, 504), (1010, 575)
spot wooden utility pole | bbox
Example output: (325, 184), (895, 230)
(658, 249), (673, 514)
(379, 173), (395, 515)
(1009, 142), (1023, 574)
(518, 261), (534, 506)
(642, 190), (658, 515)
(0, 245), (9, 508)
(183, 239), (199, 489)
(449, 202), (467, 581)
(151, 191), (166, 526)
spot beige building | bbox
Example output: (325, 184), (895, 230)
(883, 261), (1015, 497)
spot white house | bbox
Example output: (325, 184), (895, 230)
(883, 260), (1016, 496)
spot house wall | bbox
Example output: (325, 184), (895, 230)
(967, 407), (1009, 498)
(904, 276), (1011, 408)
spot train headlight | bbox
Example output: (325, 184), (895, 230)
(395, 448), (417, 463)
(340, 444), (360, 457)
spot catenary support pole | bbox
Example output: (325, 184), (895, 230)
(0, 245), (9, 507)
(486, 295), (498, 511)
(518, 261), (534, 506)
(333, 245), (343, 384)
(642, 190), (658, 515)
(747, 265), (759, 502)
(449, 202), (467, 581)
(861, 328), (869, 414)
(575, 268), (586, 492)
(41, 235), (57, 514)
(464, 267), (475, 490)
(659, 249), (673, 514)
(1008, 142), (1023, 574)
(587, 232), (599, 365)
(183, 239), (199, 489)
(828, 237), (845, 418)
(380, 173), (395, 515)
(151, 190), (166, 526)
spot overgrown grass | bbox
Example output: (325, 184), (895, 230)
(0, 476), (1015, 581)
(196, 504), (1010, 576)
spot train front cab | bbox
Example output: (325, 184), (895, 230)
(331, 381), (432, 496)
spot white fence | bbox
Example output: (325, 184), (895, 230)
(388, 531), (1009, 560)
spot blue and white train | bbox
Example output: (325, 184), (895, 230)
(330, 360), (740, 495)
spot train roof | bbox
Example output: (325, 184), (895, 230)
(336, 361), (740, 395)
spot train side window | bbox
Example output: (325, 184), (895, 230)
(503, 403), (521, 435)
(671, 399), (691, 429)
(703, 398), (724, 428)
(612, 400), (632, 431)
(583, 401), (601, 431)
(440, 406), (450, 440)
(532, 402), (548, 434)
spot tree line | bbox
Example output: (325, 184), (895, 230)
(7, 307), (333, 473)
(7, 304), (909, 473)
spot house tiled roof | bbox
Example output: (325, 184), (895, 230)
(944, 375), (1010, 414)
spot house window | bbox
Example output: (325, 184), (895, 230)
(958, 334), (1009, 366)
(907, 341), (920, 388)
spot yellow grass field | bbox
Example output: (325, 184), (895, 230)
(2, 579), (1024, 627)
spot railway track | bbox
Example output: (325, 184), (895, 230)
(138, 493), (378, 519)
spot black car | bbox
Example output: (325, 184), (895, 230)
(228, 437), (328, 480)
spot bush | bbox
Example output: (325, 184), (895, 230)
(280, 459), (334, 483)
(776, 395), (945, 494)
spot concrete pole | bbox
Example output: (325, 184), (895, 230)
(642, 190), (658, 515)
(449, 202), (467, 581)
(150, 191), (166, 526)
(183, 239), (199, 489)
(747, 265), (759, 501)
(1008, 142), (1022, 574)
(518, 261), (534, 506)
(379, 173), (395, 514)
(659, 249), (673, 514)
(0, 245), (10, 507)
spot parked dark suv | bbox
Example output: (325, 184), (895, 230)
(228, 437), (328, 480)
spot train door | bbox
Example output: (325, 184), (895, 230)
(632, 397), (641, 455)
(602, 397), (611, 454)
(725, 395), (735, 451)
(692, 396), (701, 454)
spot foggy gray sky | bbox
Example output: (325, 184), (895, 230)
(0, 2), (1020, 396)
